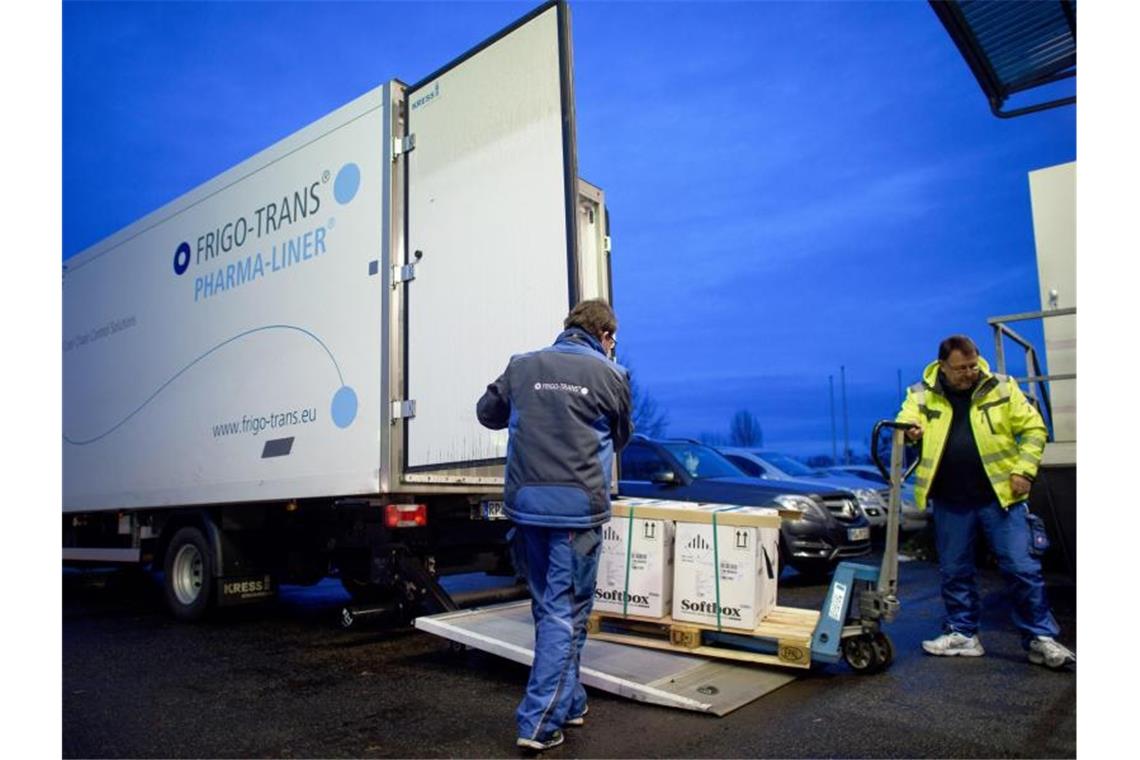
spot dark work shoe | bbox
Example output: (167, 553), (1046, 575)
(516, 730), (565, 752)
(565, 705), (589, 727)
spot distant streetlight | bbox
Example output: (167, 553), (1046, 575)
(829, 375), (837, 464)
(841, 365), (850, 465)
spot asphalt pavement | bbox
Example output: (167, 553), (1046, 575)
(62, 556), (1076, 758)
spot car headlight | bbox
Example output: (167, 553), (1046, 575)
(852, 488), (883, 508)
(774, 494), (826, 520)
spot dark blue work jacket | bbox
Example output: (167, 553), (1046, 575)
(477, 328), (633, 529)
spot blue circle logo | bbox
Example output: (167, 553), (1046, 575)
(173, 242), (191, 276)
(331, 386), (358, 429)
(334, 163), (361, 205)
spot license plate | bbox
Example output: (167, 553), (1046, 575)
(848, 526), (870, 541)
(478, 500), (507, 520)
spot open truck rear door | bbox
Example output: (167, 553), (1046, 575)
(401, 1), (580, 476)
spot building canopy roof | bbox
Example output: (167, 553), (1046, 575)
(929, 1), (1076, 118)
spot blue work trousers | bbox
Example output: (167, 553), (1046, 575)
(511, 525), (601, 742)
(932, 499), (1060, 647)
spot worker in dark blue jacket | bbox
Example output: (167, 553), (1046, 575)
(477, 298), (632, 752)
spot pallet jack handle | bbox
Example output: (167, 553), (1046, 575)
(869, 421), (921, 600)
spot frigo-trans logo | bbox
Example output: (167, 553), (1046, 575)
(171, 162), (362, 303)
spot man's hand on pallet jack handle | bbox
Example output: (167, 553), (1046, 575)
(903, 422), (923, 442)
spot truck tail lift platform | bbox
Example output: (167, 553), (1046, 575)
(415, 601), (797, 715)
(415, 421), (917, 713)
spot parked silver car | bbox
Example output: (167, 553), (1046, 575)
(825, 464), (927, 532)
(719, 449), (926, 533)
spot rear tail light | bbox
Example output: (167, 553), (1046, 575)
(385, 503), (428, 528)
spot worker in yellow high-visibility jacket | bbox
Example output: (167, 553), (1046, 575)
(897, 335), (1074, 669)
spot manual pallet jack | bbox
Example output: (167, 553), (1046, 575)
(589, 420), (918, 674)
(803, 420), (919, 672)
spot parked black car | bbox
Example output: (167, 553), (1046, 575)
(618, 435), (871, 575)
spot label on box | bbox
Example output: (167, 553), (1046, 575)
(594, 516), (674, 618)
(673, 520), (778, 631)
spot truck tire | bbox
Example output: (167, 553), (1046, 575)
(163, 526), (214, 621)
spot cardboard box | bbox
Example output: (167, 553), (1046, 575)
(594, 512), (675, 619)
(611, 498), (787, 527)
(672, 506), (780, 631)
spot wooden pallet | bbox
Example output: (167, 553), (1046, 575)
(587, 606), (820, 669)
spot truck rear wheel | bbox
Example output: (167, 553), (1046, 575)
(163, 526), (214, 621)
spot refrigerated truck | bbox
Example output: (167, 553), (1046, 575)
(62, 1), (614, 620)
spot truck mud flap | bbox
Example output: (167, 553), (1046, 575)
(218, 574), (276, 606)
(414, 600), (797, 716)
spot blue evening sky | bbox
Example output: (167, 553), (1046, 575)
(62, 0), (1076, 459)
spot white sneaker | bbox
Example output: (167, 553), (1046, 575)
(564, 704), (588, 727)
(922, 631), (985, 657)
(1028, 636), (1075, 669)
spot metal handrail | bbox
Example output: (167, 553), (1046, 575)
(987, 308), (1076, 442)
(986, 307), (1075, 324)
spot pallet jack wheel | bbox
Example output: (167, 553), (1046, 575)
(871, 632), (895, 669)
(843, 634), (883, 674)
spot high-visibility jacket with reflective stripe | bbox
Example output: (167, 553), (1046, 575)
(896, 357), (1048, 510)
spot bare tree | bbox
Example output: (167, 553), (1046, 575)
(619, 355), (669, 439)
(729, 409), (763, 447)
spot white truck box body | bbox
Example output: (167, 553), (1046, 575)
(64, 89), (388, 512)
(63, 2), (582, 513)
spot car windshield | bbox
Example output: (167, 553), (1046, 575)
(760, 452), (817, 477)
(661, 443), (745, 479)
